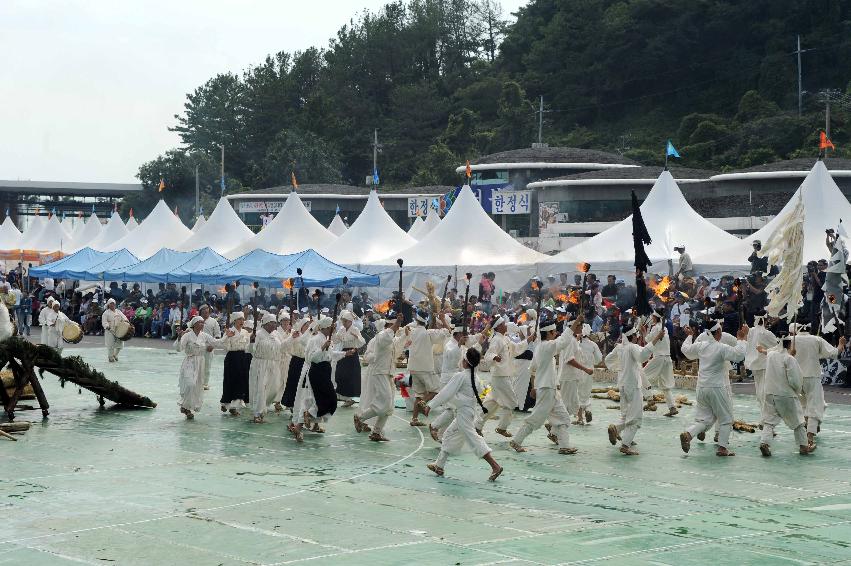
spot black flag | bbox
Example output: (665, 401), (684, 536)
(631, 190), (653, 316)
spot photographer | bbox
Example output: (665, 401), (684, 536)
(806, 260), (826, 333)
(748, 240), (769, 274)
(744, 273), (767, 326)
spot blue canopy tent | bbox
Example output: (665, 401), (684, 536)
(102, 247), (228, 283)
(29, 247), (114, 279)
(192, 249), (380, 287)
(63, 248), (140, 280)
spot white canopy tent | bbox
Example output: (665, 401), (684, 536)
(69, 216), (86, 244)
(125, 214), (139, 232)
(419, 211), (440, 239)
(24, 215), (71, 253)
(321, 190), (415, 264)
(70, 213), (103, 252)
(695, 160), (851, 268)
(86, 212), (129, 251)
(0, 217), (22, 250)
(61, 217), (74, 235)
(328, 214), (348, 237)
(179, 197), (254, 254)
(407, 216), (425, 239)
(367, 185), (547, 291)
(191, 215), (206, 232)
(18, 216), (46, 250)
(227, 191), (336, 258)
(102, 200), (192, 259)
(545, 170), (751, 276)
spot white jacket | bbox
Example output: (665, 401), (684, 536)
(764, 349), (803, 397)
(681, 334), (745, 388)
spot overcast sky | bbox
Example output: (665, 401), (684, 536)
(0, 0), (526, 184)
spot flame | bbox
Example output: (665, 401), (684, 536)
(557, 291), (580, 304)
(576, 262), (591, 273)
(519, 312), (528, 323)
(374, 300), (392, 314)
(648, 276), (672, 300)
(283, 278), (294, 290)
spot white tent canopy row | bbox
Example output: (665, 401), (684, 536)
(102, 200), (193, 259)
(227, 190), (337, 259)
(180, 197), (254, 255)
(85, 212), (129, 252)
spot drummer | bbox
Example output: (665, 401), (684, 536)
(45, 300), (70, 353)
(102, 298), (130, 363)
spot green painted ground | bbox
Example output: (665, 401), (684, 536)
(2, 346), (850, 565)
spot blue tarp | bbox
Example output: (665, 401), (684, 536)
(65, 248), (140, 280)
(103, 247), (228, 283)
(29, 247), (114, 279)
(192, 249), (380, 287)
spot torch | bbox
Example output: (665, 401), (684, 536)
(462, 272), (472, 336)
(296, 267), (304, 311)
(251, 281), (259, 342)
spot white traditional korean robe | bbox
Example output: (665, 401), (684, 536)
(176, 330), (209, 412)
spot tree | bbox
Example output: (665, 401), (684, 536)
(249, 129), (343, 189)
(130, 150), (218, 225)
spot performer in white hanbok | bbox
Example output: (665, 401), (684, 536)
(643, 311), (678, 417)
(102, 298), (128, 362)
(605, 324), (660, 455)
(271, 311), (294, 412)
(757, 336), (813, 456)
(175, 316), (217, 419)
(290, 316), (356, 442)
(475, 315), (532, 436)
(788, 323), (844, 447)
(679, 321), (748, 457)
(428, 322), (481, 441)
(354, 314), (402, 441)
(743, 315), (778, 420)
(404, 312), (449, 426)
(424, 348), (503, 481)
(511, 320), (589, 455)
(219, 312), (251, 416)
(511, 309), (538, 409)
(247, 313), (281, 423)
(39, 296), (55, 345)
(44, 300), (69, 352)
(199, 305), (222, 390)
(333, 310), (365, 406)
(560, 322), (601, 424)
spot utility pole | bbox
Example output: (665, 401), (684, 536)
(826, 97), (831, 138)
(194, 164), (200, 218)
(218, 144), (225, 195)
(795, 35), (805, 117)
(538, 95), (544, 144)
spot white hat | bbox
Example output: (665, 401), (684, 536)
(321, 307), (330, 314)
(282, 306), (291, 313)
(706, 320), (722, 333)
(317, 316), (333, 330)
(623, 325), (640, 338)
(278, 311), (290, 321)
(540, 321), (557, 333)
(106, 298), (115, 306)
(340, 310), (354, 322)
(582, 323), (592, 337)
(491, 315), (506, 328)
(415, 312), (428, 324)
(188, 316), (204, 328)
(525, 309), (537, 320)
(261, 312), (277, 325)
(789, 322), (810, 333)
(231, 311), (245, 321)
(300, 307), (309, 313)
(244, 319), (254, 329)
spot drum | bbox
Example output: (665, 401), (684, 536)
(61, 322), (83, 344)
(113, 319), (134, 342)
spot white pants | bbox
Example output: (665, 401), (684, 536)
(752, 368), (766, 420)
(105, 331), (123, 360)
(512, 359), (533, 408)
(248, 358), (276, 418)
(645, 355), (675, 390)
(475, 375), (515, 430)
(761, 394), (806, 447)
(435, 405), (491, 468)
(614, 386), (642, 446)
(801, 376), (826, 434)
(513, 387), (571, 449)
(560, 378), (580, 416)
(203, 351), (213, 387)
(357, 373), (394, 435)
(687, 387), (733, 448)
(578, 372), (593, 409)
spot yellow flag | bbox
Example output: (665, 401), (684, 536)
(158, 178), (166, 192)
(465, 160), (472, 179)
(291, 172), (298, 189)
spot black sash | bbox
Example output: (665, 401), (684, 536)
(334, 353), (361, 397)
(515, 349), (534, 360)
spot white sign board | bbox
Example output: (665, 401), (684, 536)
(238, 200), (311, 213)
(491, 190), (531, 214)
(407, 197), (435, 218)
